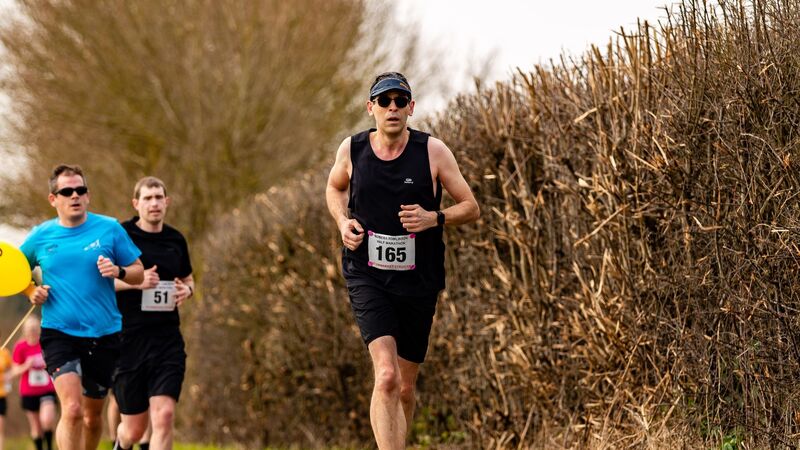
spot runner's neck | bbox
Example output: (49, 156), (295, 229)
(58, 214), (87, 228)
(371, 129), (409, 156)
(136, 218), (164, 233)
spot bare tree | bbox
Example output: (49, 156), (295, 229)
(0, 0), (407, 242)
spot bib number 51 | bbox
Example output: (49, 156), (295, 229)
(141, 281), (177, 311)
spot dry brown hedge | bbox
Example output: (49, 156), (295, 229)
(181, 173), (374, 447)
(424, 0), (800, 447)
(184, 0), (800, 447)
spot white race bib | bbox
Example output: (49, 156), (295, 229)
(141, 281), (176, 311)
(28, 369), (49, 387)
(367, 231), (416, 271)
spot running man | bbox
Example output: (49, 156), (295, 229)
(12, 317), (57, 450)
(22, 164), (144, 450)
(113, 176), (194, 450)
(326, 72), (480, 449)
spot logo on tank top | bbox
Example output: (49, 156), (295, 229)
(404, 178), (414, 184)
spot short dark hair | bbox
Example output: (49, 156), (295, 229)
(49, 164), (86, 193)
(133, 176), (168, 199)
(369, 72), (411, 99)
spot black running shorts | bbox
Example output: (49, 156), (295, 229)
(0, 397), (6, 416)
(113, 330), (186, 415)
(21, 393), (57, 412)
(40, 328), (121, 399)
(347, 284), (439, 363)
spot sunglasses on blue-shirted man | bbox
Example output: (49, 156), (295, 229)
(54, 186), (89, 196)
(374, 95), (410, 108)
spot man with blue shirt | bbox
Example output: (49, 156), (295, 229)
(22, 164), (144, 450)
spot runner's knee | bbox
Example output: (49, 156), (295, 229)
(399, 381), (415, 404)
(151, 406), (175, 430)
(122, 419), (148, 442)
(60, 400), (82, 421)
(82, 411), (102, 431)
(374, 366), (400, 394)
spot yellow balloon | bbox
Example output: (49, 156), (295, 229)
(0, 241), (32, 297)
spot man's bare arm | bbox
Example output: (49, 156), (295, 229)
(326, 137), (365, 250)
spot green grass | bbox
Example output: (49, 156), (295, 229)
(5, 437), (31, 450)
(5, 438), (244, 450)
(5, 437), (357, 450)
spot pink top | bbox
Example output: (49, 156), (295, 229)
(12, 340), (55, 397)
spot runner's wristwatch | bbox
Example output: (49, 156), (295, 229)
(116, 266), (126, 280)
(436, 210), (445, 226)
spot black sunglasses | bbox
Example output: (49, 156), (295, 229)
(375, 95), (410, 108)
(54, 186), (89, 197)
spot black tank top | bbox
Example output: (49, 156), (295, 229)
(342, 128), (445, 295)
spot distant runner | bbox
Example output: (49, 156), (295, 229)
(12, 317), (56, 450)
(0, 340), (11, 450)
(113, 177), (194, 450)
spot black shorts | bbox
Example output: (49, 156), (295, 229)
(21, 393), (57, 412)
(113, 329), (186, 415)
(40, 328), (121, 399)
(0, 397), (6, 416)
(347, 284), (439, 363)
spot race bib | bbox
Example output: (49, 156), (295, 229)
(367, 231), (416, 271)
(28, 369), (50, 387)
(141, 281), (176, 311)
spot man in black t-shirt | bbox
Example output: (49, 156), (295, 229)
(326, 72), (480, 449)
(112, 176), (194, 450)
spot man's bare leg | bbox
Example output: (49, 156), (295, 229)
(398, 357), (421, 435)
(368, 336), (405, 450)
(53, 373), (84, 450)
(81, 396), (105, 450)
(116, 410), (148, 450)
(149, 395), (176, 450)
(107, 394), (120, 443)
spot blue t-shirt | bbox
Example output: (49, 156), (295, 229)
(21, 213), (142, 337)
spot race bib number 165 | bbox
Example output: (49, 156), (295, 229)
(367, 231), (416, 271)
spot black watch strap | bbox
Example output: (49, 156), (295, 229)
(116, 266), (126, 280)
(436, 210), (445, 226)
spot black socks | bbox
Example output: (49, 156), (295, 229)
(44, 431), (53, 450)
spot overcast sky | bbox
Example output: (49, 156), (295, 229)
(400, 0), (672, 109)
(0, 1), (674, 245)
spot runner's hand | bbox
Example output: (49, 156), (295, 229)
(340, 219), (364, 250)
(399, 204), (436, 232)
(140, 265), (160, 289)
(28, 356), (45, 370)
(173, 278), (191, 307)
(97, 255), (119, 278)
(29, 285), (50, 305)
(19, 357), (33, 371)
